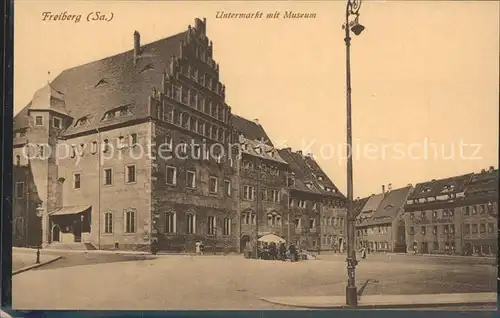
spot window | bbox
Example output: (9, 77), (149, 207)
(73, 173), (81, 189)
(129, 133), (138, 147)
(443, 210), (448, 217)
(209, 176), (218, 193)
(104, 168), (113, 185)
(487, 223), (494, 233)
(165, 212), (176, 233)
(298, 200), (306, 208)
(35, 116), (43, 126)
(224, 180), (231, 196)
(449, 209), (454, 217)
(294, 217), (301, 228)
(90, 141), (98, 154)
(179, 140), (188, 155)
(223, 218), (231, 235)
(104, 212), (113, 234)
(432, 226), (437, 235)
(243, 185), (255, 200)
(15, 182), (24, 198)
(464, 224), (470, 234)
(125, 208), (136, 233)
(268, 189), (280, 203)
(103, 139), (110, 153)
(409, 212), (414, 220)
(472, 206), (477, 215)
(409, 227), (414, 235)
(166, 166), (177, 185)
(432, 211), (437, 218)
(421, 211), (426, 218)
(450, 224), (455, 234)
(464, 206), (470, 216)
(126, 165), (136, 183)
(287, 176), (295, 187)
(472, 224), (478, 234)
(164, 135), (173, 151)
(207, 216), (216, 235)
(53, 117), (62, 129)
(16, 155), (20, 166)
(480, 224), (486, 233)
(309, 218), (315, 229)
(480, 205), (485, 214)
(186, 171), (196, 189)
(187, 214), (196, 234)
(421, 226), (426, 235)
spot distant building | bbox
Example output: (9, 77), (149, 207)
(356, 185), (413, 252)
(403, 168), (498, 256)
(460, 167), (498, 256)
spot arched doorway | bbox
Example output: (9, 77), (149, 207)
(240, 235), (250, 252)
(52, 225), (61, 242)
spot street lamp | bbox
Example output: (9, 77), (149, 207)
(343, 0), (365, 308)
(35, 204), (44, 264)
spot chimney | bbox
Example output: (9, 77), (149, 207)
(306, 153), (314, 159)
(133, 31), (141, 65)
(253, 118), (260, 125)
(488, 166), (494, 172)
(382, 185), (385, 194)
(481, 169), (486, 173)
(387, 183), (392, 191)
(297, 150), (303, 156)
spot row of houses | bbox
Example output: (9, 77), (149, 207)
(12, 17), (347, 252)
(355, 167), (498, 256)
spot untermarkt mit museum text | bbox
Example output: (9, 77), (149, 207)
(215, 10), (317, 20)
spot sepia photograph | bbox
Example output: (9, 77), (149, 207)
(10, 0), (499, 311)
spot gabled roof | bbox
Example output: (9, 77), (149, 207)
(361, 193), (384, 213)
(29, 83), (68, 116)
(362, 186), (413, 226)
(15, 30), (188, 136)
(277, 149), (321, 194)
(354, 196), (371, 217)
(465, 168), (498, 197)
(409, 173), (473, 199)
(232, 115), (273, 146)
(277, 148), (344, 198)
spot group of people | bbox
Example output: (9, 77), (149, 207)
(257, 242), (302, 262)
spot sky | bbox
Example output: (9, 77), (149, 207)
(14, 0), (499, 198)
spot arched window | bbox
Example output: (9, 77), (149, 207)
(186, 213), (196, 234)
(165, 211), (176, 233)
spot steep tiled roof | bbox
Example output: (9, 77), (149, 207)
(465, 169), (498, 197)
(354, 196), (370, 217)
(363, 186), (413, 226)
(231, 115), (273, 146)
(409, 173), (473, 199)
(361, 193), (384, 213)
(15, 30), (187, 136)
(277, 149), (321, 194)
(303, 155), (343, 195)
(239, 137), (287, 164)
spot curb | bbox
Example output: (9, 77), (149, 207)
(259, 293), (497, 309)
(12, 256), (62, 276)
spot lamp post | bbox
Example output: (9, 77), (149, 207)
(35, 204), (44, 264)
(343, 0), (365, 307)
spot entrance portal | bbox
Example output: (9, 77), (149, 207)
(240, 235), (250, 252)
(52, 225), (61, 242)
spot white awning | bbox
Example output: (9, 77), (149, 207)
(49, 205), (91, 216)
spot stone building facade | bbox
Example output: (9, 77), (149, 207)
(403, 169), (498, 256)
(12, 17), (346, 251)
(356, 185), (412, 253)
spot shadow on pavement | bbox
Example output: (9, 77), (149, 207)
(33, 253), (158, 271)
